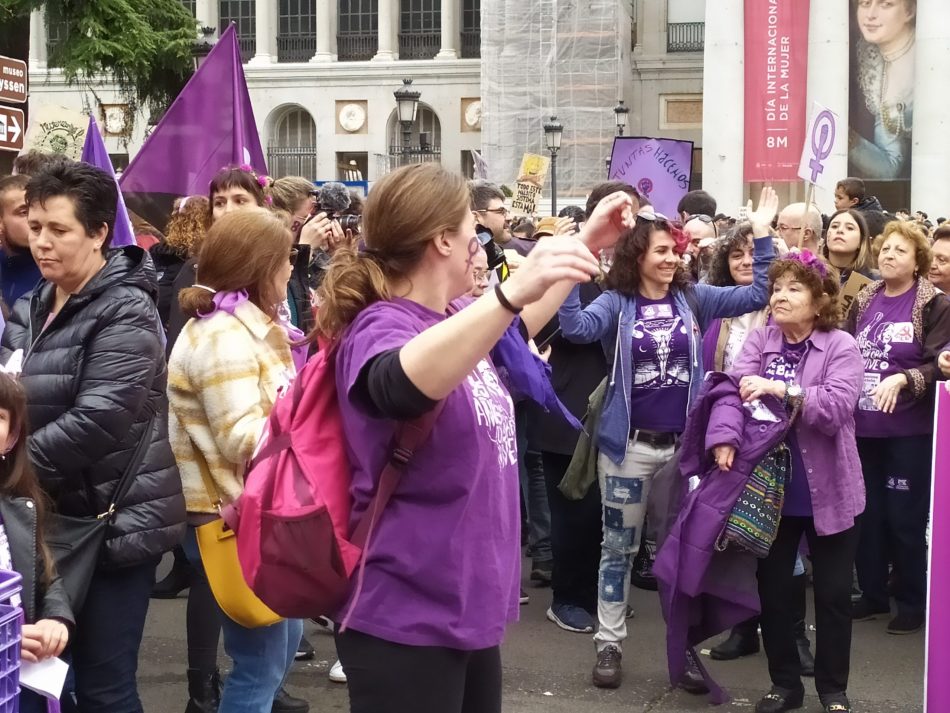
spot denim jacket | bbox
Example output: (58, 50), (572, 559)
(557, 235), (774, 465)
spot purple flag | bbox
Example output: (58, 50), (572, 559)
(119, 24), (266, 228)
(80, 115), (136, 248)
(607, 137), (694, 219)
(928, 386), (950, 711)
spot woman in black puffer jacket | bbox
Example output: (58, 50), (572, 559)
(0, 161), (185, 712)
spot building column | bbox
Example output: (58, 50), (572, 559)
(247, 0), (277, 65)
(373, 0), (398, 61)
(435, 0), (458, 59)
(701, 0), (744, 213)
(195, 0), (218, 29)
(910, 0), (950, 216)
(311, 0), (335, 62)
(28, 7), (47, 72)
(805, 1), (849, 213)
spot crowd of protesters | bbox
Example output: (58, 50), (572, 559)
(0, 147), (946, 713)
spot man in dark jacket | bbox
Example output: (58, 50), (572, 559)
(0, 160), (185, 712)
(0, 174), (42, 306)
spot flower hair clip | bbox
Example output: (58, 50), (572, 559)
(785, 248), (829, 279)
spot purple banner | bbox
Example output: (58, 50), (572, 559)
(928, 386), (950, 712)
(608, 137), (693, 219)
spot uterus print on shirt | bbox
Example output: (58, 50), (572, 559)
(631, 306), (690, 389)
(855, 311), (915, 412)
(467, 358), (518, 470)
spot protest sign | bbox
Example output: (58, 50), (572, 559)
(607, 137), (693, 219)
(840, 270), (873, 317)
(927, 385), (950, 712)
(510, 153), (550, 216)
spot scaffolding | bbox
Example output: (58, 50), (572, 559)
(481, 0), (632, 205)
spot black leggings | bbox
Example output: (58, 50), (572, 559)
(336, 629), (502, 713)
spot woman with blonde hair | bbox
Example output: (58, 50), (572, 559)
(846, 220), (950, 636)
(319, 163), (633, 713)
(168, 208), (308, 713)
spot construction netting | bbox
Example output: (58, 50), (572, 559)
(480, 0), (632, 206)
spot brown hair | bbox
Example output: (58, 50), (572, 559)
(706, 222), (755, 287)
(767, 258), (842, 331)
(822, 209), (875, 274)
(873, 219), (932, 276)
(164, 195), (210, 258)
(933, 223), (950, 243)
(270, 176), (314, 214)
(179, 209), (293, 320)
(605, 217), (690, 295)
(0, 375), (54, 584)
(207, 166), (267, 224)
(315, 163), (471, 338)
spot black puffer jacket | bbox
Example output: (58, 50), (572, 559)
(1, 246), (186, 568)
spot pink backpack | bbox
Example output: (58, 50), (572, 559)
(221, 342), (440, 620)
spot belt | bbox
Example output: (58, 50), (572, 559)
(631, 429), (678, 448)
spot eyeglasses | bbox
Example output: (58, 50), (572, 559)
(778, 224), (803, 232)
(477, 207), (509, 216)
(473, 269), (491, 281)
(636, 209), (670, 222)
(686, 213), (719, 237)
(289, 248), (299, 264)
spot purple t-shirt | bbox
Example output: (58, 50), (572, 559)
(335, 298), (521, 650)
(762, 340), (811, 517)
(629, 295), (691, 432)
(854, 287), (931, 437)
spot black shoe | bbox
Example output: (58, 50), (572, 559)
(294, 635), (315, 661)
(152, 553), (192, 599)
(851, 597), (889, 621)
(710, 624), (760, 661)
(592, 645), (622, 689)
(272, 688), (309, 713)
(754, 685), (805, 713)
(519, 588), (530, 605)
(630, 539), (658, 591)
(793, 620), (814, 677)
(184, 668), (220, 713)
(820, 693), (852, 713)
(530, 558), (553, 585)
(679, 649), (710, 695)
(887, 611), (924, 635)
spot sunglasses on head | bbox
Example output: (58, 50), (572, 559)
(686, 213), (719, 237)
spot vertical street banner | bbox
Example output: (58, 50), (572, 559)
(608, 137), (693, 219)
(927, 386), (950, 712)
(743, 0), (810, 182)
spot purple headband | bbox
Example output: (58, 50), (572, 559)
(783, 249), (829, 279)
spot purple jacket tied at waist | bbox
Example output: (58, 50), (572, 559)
(730, 326), (865, 536)
(653, 372), (791, 704)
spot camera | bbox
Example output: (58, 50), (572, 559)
(476, 224), (507, 272)
(339, 214), (361, 233)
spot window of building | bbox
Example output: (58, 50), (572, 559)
(220, 0), (256, 61)
(388, 104), (442, 158)
(666, 0), (705, 52)
(268, 107), (318, 179)
(399, 0), (440, 59)
(338, 0), (379, 61)
(461, 0), (480, 58)
(180, 0), (197, 17)
(277, 0), (316, 62)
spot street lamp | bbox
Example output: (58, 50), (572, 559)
(192, 26), (217, 71)
(543, 115), (563, 215)
(394, 78), (421, 166)
(614, 99), (629, 137)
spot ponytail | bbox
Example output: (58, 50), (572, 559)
(315, 244), (390, 338)
(179, 286), (216, 319)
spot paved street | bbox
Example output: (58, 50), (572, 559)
(138, 556), (924, 712)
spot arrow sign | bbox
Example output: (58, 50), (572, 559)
(0, 106), (24, 152)
(0, 55), (28, 104)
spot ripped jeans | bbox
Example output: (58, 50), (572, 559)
(594, 438), (676, 651)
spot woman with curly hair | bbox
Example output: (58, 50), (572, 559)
(557, 189), (778, 692)
(150, 195), (210, 348)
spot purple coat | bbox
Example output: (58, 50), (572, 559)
(730, 326), (865, 536)
(653, 372), (792, 704)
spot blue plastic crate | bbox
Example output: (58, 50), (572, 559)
(0, 571), (23, 713)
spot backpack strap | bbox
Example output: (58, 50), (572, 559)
(350, 401), (446, 548)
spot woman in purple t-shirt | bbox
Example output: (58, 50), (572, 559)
(722, 253), (864, 713)
(314, 163), (634, 713)
(845, 220), (950, 636)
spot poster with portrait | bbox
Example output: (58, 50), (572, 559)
(848, 0), (916, 183)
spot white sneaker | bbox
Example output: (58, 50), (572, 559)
(329, 659), (347, 683)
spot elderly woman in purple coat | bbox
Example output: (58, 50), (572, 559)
(723, 253), (864, 713)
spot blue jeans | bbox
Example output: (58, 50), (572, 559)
(183, 526), (302, 713)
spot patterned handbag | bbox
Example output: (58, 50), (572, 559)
(715, 442), (791, 558)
